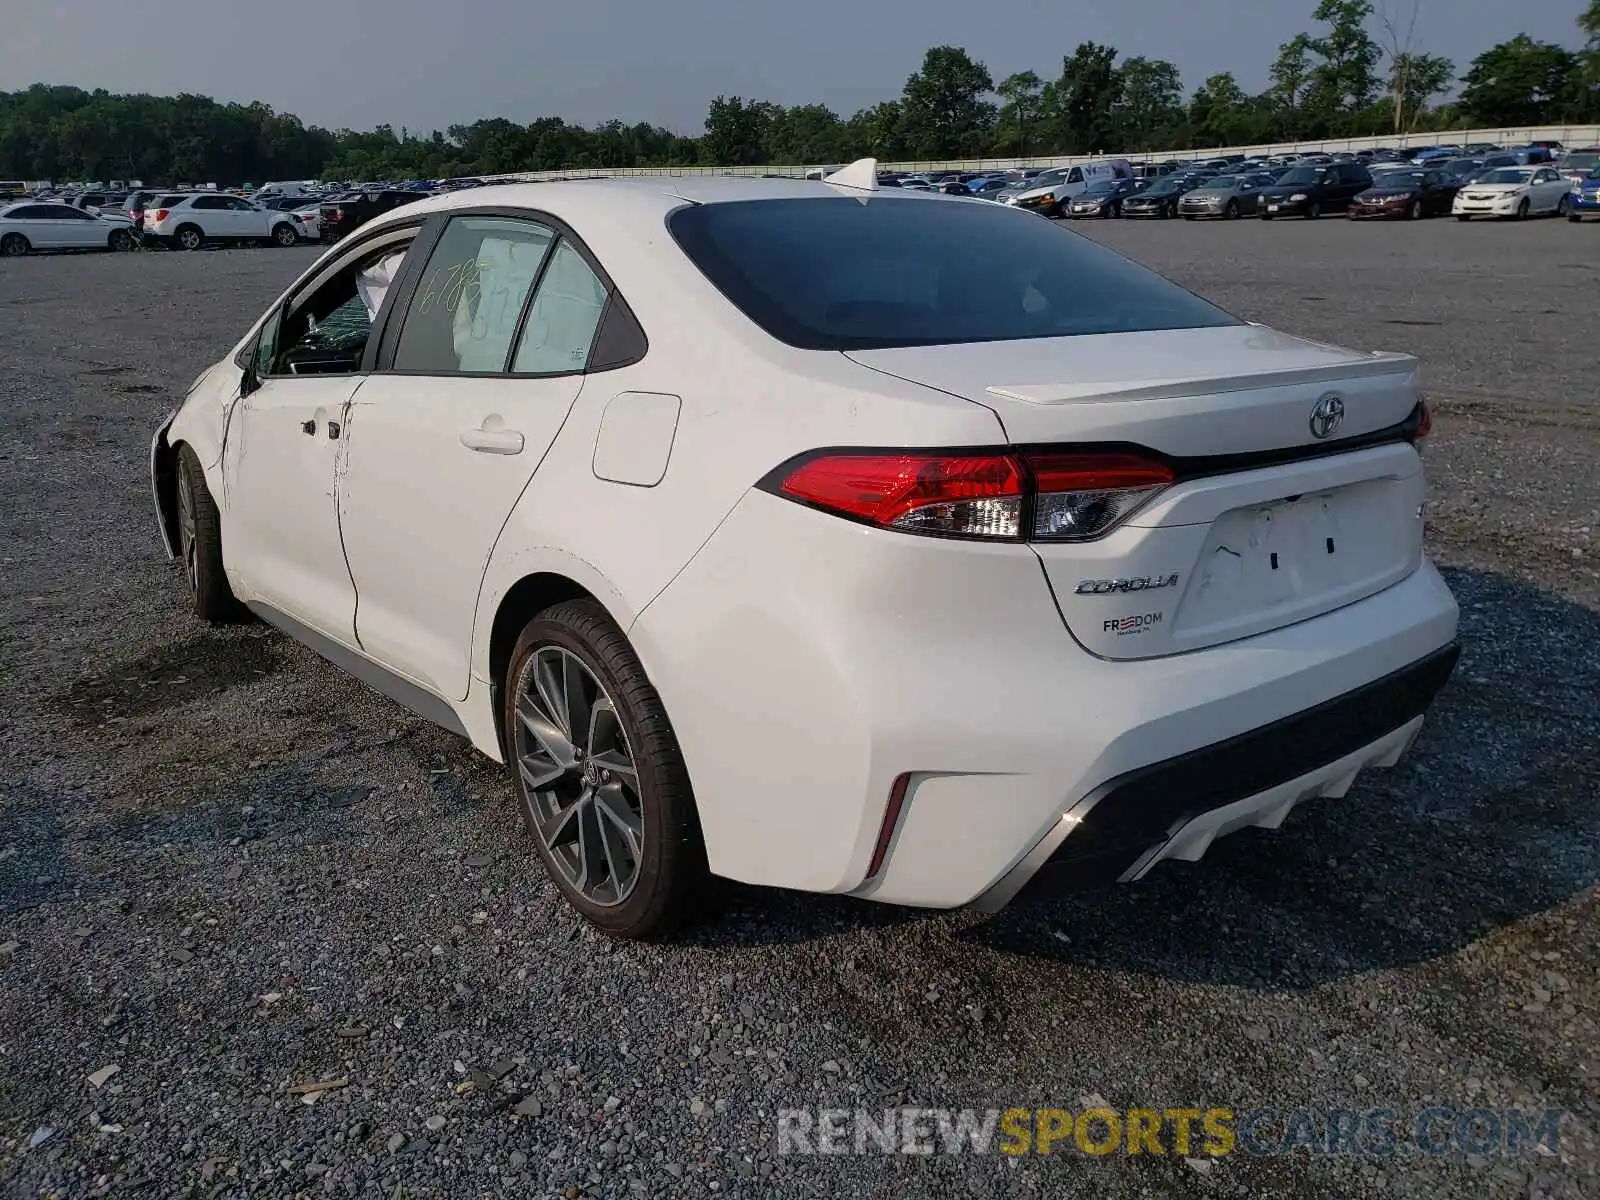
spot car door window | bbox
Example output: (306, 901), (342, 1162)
(264, 233), (418, 377)
(226, 197), (255, 211)
(393, 216), (556, 374)
(510, 239), (609, 375)
(192, 196), (224, 210)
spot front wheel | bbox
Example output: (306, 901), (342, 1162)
(1570, 213), (1584, 223)
(503, 599), (712, 939)
(1456, 214), (1471, 222)
(0, 232), (29, 256)
(1408, 200), (1423, 221)
(1515, 198), (1530, 220)
(175, 444), (239, 622)
(1556, 194), (1573, 218)
(1223, 200), (1239, 220)
(1305, 201), (1321, 219)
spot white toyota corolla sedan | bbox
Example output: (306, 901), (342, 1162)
(150, 163), (1459, 938)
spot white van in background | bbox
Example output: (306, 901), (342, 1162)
(1001, 158), (1134, 217)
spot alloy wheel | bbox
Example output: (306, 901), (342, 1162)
(176, 467), (198, 593)
(513, 645), (644, 906)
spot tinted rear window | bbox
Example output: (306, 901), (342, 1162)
(667, 198), (1237, 351)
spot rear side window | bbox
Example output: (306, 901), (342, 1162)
(158, 195), (187, 208)
(668, 198), (1238, 351)
(394, 215), (556, 374)
(510, 240), (607, 374)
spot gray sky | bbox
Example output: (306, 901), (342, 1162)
(2, 1), (1587, 135)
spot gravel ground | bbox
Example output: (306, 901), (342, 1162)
(1, 221), (1596, 1199)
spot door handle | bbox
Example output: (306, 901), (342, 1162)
(460, 427), (525, 455)
(301, 419), (316, 436)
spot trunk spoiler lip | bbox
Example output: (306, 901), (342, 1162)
(983, 351), (1417, 407)
(754, 402), (1429, 495)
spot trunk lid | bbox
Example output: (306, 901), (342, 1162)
(846, 325), (1427, 659)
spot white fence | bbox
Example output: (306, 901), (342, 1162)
(480, 124), (1600, 183)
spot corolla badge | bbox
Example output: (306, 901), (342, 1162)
(1309, 392), (1346, 439)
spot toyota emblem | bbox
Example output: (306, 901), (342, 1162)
(1309, 393), (1345, 439)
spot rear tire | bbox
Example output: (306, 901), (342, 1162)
(271, 222), (298, 247)
(175, 224), (204, 251)
(108, 228), (135, 251)
(503, 599), (712, 939)
(0, 232), (29, 256)
(175, 444), (239, 622)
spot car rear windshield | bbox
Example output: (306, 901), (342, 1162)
(667, 197), (1238, 351)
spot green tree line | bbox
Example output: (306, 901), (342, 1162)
(3, 1), (1597, 185)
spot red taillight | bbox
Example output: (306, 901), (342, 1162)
(769, 448), (1173, 542)
(151, 208), (169, 222)
(778, 452), (1024, 539)
(1413, 399), (1432, 440)
(1025, 452), (1175, 494)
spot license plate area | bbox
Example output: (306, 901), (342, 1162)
(1171, 479), (1418, 646)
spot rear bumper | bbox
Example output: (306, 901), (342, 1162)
(634, 488), (1459, 908)
(971, 641), (1458, 910)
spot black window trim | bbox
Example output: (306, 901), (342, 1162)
(233, 217), (430, 378)
(372, 203), (646, 380)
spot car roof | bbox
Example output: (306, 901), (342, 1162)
(361, 175), (951, 234)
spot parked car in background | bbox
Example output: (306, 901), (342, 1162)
(966, 176), (1014, 200)
(1568, 169), (1600, 222)
(1065, 177), (1144, 218)
(1002, 162), (1132, 217)
(143, 193), (302, 249)
(1256, 162), (1373, 219)
(1178, 172), (1276, 219)
(291, 201), (325, 240)
(1556, 148), (1600, 185)
(0, 201), (138, 254)
(1120, 175), (1199, 219)
(1452, 166), (1575, 220)
(320, 190), (429, 242)
(149, 171), (1457, 938)
(1347, 169), (1460, 220)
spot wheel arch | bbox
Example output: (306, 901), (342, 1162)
(482, 570), (637, 761)
(151, 413), (180, 558)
